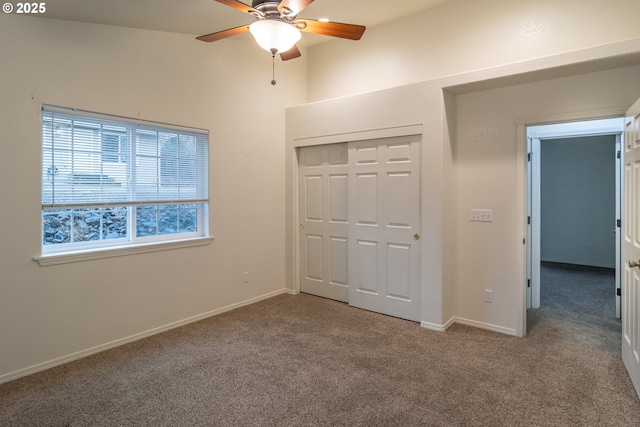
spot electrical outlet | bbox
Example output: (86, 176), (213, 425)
(484, 289), (493, 303)
(470, 209), (493, 222)
(243, 272), (249, 283)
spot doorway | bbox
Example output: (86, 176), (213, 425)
(526, 118), (624, 320)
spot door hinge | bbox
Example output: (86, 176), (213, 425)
(617, 150), (621, 159)
(617, 219), (621, 228)
(527, 279), (531, 288)
(527, 152), (532, 162)
(617, 288), (622, 296)
(527, 216), (531, 225)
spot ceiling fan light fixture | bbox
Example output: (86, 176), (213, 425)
(249, 19), (301, 54)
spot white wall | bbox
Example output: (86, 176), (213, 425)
(452, 66), (640, 331)
(288, 0), (640, 336)
(0, 15), (307, 382)
(286, 63), (640, 336)
(307, 0), (640, 101)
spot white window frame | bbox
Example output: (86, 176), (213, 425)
(36, 106), (212, 266)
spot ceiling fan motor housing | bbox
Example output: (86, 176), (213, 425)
(251, 0), (300, 21)
(252, 0), (282, 8)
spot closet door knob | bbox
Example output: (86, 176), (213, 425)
(629, 260), (640, 268)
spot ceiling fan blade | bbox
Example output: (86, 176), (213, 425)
(214, 0), (257, 14)
(278, 0), (314, 16)
(280, 45), (302, 61)
(196, 25), (250, 42)
(296, 19), (366, 40)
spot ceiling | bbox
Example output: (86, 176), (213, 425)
(27, 0), (451, 47)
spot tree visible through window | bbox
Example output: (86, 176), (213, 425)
(41, 106), (209, 254)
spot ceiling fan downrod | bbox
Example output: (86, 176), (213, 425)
(270, 48), (277, 85)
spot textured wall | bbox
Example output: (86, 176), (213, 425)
(307, 0), (640, 101)
(0, 14), (307, 382)
(453, 66), (640, 332)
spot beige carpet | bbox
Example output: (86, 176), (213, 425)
(1, 265), (639, 426)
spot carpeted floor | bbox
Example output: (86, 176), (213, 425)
(538, 261), (618, 324)
(1, 264), (639, 426)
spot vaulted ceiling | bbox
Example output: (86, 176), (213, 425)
(27, 0), (451, 46)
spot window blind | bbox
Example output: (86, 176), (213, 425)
(42, 106), (208, 209)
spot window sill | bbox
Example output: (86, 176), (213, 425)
(34, 236), (214, 266)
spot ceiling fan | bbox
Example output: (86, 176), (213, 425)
(196, 0), (366, 61)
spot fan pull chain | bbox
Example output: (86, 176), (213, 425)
(270, 48), (277, 85)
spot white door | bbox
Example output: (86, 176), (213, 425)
(298, 144), (349, 302)
(526, 137), (541, 309)
(348, 136), (421, 322)
(616, 134), (622, 319)
(622, 96), (640, 398)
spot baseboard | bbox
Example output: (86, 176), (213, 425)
(420, 317), (455, 332)
(452, 317), (518, 336)
(0, 288), (291, 385)
(421, 317), (517, 336)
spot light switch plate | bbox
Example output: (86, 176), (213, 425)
(470, 209), (493, 222)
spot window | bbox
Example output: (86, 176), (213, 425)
(102, 132), (127, 163)
(41, 105), (209, 258)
